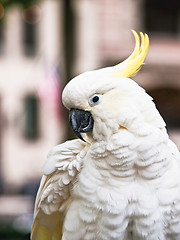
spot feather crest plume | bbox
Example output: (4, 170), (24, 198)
(113, 30), (149, 78)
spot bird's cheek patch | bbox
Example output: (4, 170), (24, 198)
(104, 90), (125, 110)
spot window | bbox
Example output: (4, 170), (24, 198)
(24, 95), (39, 140)
(144, 0), (180, 36)
(23, 21), (37, 56)
(0, 20), (4, 54)
(22, 6), (40, 56)
(147, 88), (180, 129)
(63, 0), (76, 80)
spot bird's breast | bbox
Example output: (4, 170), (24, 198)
(63, 148), (180, 240)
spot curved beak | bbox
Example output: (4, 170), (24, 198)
(69, 109), (94, 141)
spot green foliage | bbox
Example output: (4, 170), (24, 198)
(0, 0), (38, 9)
(0, 225), (30, 240)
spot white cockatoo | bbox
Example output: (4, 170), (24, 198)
(31, 31), (180, 240)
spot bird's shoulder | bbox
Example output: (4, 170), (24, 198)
(36, 139), (89, 214)
(31, 139), (89, 240)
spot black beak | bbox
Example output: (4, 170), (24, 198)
(69, 109), (94, 141)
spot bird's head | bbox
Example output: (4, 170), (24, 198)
(62, 31), (165, 142)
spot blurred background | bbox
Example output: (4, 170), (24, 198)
(0, 0), (180, 238)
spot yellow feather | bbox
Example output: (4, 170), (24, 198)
(113, 30), (149, 78)
(31, 174), (63, 240)
(31, 211), (63, 240)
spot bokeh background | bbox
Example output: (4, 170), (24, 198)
(0, 0), (180, 238)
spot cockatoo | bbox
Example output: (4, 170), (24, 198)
(31, 31), (180, 240)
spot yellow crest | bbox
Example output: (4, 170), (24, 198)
(113, 30), (149, 78)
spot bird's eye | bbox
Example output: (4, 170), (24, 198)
(89, 94), (102, 106)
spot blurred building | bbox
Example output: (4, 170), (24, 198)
(0, 0), (64, 195)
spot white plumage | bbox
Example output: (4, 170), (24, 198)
(31, 31), (180, 240)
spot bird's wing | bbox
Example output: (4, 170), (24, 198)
(31, 139), (89, 240)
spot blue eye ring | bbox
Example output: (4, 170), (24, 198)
(89, 94), (102, 106)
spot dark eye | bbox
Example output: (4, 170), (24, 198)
(89, 94), (102, 106)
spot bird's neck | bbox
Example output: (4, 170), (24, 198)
(89, 127), (172, 183)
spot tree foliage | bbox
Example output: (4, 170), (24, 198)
(0, 0), (38, 9)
